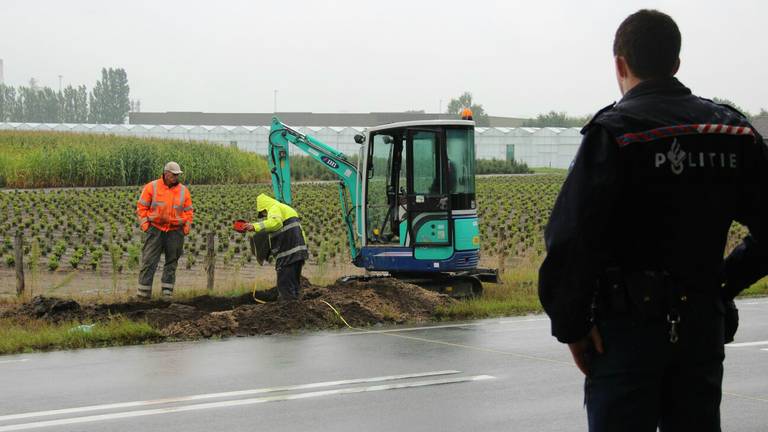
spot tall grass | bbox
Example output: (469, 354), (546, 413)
(0, 131), (269, 188)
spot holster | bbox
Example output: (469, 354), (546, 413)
(597, 268), (670, 320)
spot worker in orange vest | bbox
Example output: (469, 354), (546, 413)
(135, 162), (194, 299)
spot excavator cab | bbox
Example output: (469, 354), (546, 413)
(354, 119), (494, 295)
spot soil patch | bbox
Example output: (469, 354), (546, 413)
(1, 278), (454, 340)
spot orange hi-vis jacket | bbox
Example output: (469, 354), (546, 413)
(136, 178), (193, 234)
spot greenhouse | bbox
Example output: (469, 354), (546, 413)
(0, 122), (583, 168)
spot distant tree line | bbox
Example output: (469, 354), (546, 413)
(443, 92), (766, 130)
(522, 98), (767, 128)
(523, 111), (592, 128)
(0, 67), (131, 124)
(711, 97), (767, 120)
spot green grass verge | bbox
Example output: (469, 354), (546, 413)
(436, 272), (768, 321)
(435, 268), (542, 320)
(0, 317), (162, 355)
(739, 277), (768, 297)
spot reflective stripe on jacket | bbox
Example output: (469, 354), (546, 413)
(136, 177), (194, 233)
(252, 194), (308, 267)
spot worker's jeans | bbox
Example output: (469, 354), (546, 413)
(138, 227), (185, 297)
(276, 260), (304, 301)
(585, 298), (725, 432)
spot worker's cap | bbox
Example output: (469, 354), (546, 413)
(163, 161), (183, 174)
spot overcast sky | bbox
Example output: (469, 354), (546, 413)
(1, 0), (765, 118)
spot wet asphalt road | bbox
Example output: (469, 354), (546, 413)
(1, 299), (767, 432)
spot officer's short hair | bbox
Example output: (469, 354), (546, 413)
(613, 9), (681, 79)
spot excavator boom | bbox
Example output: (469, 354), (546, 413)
(268, 117), (361, 258)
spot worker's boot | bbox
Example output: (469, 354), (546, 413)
(161, 283), (174, 298)
(137, 284), (152, 300)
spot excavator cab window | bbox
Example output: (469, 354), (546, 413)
(366, 133), (402, 244)
(410, 131), (443, 195)
(445, 126), (476, 210)
(446, 128), (476, 195)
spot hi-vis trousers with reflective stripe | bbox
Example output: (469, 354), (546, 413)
(138, 226), (185, 298)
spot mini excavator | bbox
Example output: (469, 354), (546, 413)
(267, 110), (497, 297)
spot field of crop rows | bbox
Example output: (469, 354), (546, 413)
(0, 175), (749, 287)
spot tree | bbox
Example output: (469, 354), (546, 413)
(9, 86), (22, 121)
(523, 111), (592, 128)
(19, 85), (40, 122)
(0, 84), (17, 122)
(39, 87), (61, 123)
(62, 85), (79, 123)
(712, 97), (753, 119)
(758, 108), (767, 117)
(74, 85), (89, 123)
(89, 67), (130, 124)
(109, 68), (130, 123)
(446, 92), (490, 126)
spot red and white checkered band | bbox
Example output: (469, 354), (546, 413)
(617, 124), (755, 147)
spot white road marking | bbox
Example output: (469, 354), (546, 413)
(0, 359), (28, 365)
(727, 340), (768, 348)
(0, 375), (494, 431)
(761, 349), (768, 352)
(723, 391), (768, 404)
(0, 370), (460, 422)
(739, 301), (768, 305)
(336, 318), (548, 336)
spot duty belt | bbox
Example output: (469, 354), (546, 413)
(596, 268), (688, 343)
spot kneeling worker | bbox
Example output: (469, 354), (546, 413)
(245, 193), (308, 301)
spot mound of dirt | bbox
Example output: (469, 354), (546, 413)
(2, 278), (455, 340)
(15, 296), (82, 320)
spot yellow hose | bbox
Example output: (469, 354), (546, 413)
(252, 281), (266, 304)
(321, 300), (353, 329)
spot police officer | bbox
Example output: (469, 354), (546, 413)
(245, 193), (308, 301)
(538, 9), (768, 432)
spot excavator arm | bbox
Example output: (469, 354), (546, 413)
(267, 117), (362, 258)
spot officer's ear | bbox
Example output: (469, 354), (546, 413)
(615, 56), (629, 79)
(614, 56), (633, 96)
(671, 57), (680, 76)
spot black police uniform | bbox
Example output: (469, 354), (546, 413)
(538, 77), (768, 432)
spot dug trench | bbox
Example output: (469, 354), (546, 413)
(0, 278), (456, 340)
